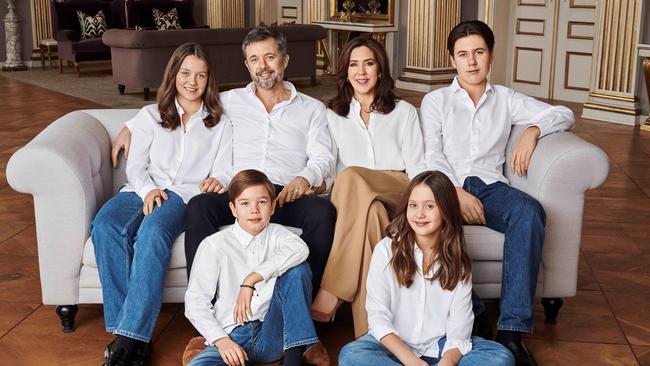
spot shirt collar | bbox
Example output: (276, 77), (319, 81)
(174, 98), (209, 120)
(245, 80), (302, 104)
(232, 219), (269, 248)
(450, 76), (493, 96)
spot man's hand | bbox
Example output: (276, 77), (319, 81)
(213, 337), (248, 366)
(510, 126), (540, 177)
(456, 187), (485, 225)
(199, 177), (226, 193)
(112, 126), (132, 168)
(143, 188), (169, 216)
(304, 181), (327, 196)
(277, 176), (310, 207)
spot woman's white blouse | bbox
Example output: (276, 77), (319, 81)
(326, 99), (425, 179)
(367, 238), (474, 358)
(122, 102), (233, 203)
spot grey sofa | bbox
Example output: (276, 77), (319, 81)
(6, 109), (609, 332)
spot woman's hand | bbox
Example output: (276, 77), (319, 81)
(510, 126), (540, 176)
(199, 177), (226, 193)
(213, 337), (248, 366)
(111, 126), (132, 168)
(143, 189), (168, 215)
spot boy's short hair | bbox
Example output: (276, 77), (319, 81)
(447, 20), (495, 55)
(228, 169), (277, 204)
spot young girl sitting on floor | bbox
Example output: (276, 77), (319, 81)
(185, 169), (320, 366)
(339, 171), (514, 366)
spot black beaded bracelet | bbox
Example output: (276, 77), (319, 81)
(240, 284), (256, 292)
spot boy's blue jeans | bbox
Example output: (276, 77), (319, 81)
(463, 176), (546, 333)
(91, 190), (186, 342)
(189, 262), (319, 366)
(339, 334), (514, 366)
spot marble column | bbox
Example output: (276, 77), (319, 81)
(2, 0), (28, 71)
(395, 0), (460, 92)
(582, 0), (646, 125)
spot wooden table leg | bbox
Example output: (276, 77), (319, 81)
(641, 57), (650, 131)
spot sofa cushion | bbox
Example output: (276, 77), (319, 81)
(152, 8), (182, 30)
(77, 9), (108, 40)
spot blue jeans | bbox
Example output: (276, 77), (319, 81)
(189, 262), (319, 366)
(339, 334), (514, 366)
(91, 190), (185, 342)
(463, 176), (546, 333)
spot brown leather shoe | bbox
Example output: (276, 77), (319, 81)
(302, 342), (330, 366)
(182, 336), (207, 366)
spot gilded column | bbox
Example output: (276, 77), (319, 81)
(302, 0), (328, 73)
(395, 0), (460, 92)
(208, 0), (245, 28)
(582, 0), (646, 125)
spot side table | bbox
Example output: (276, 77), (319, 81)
(39, 38), (58, 69)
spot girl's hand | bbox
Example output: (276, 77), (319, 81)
(214, 337), (248, 366)
(143, 189), (168, 215)
(233, 285), (254, 325)
(199, 177), (226, 193)
(510, 126), (540, 176)
(111, 126), (132, 168)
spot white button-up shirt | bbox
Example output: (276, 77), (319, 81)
(367, 238), (474, 358)
(184, 221), (309, 345)
(122, 102), (233, 203)
(327, 99), (426, 179)
(221, 81), (335, 187)
(419, 77), (575, 186)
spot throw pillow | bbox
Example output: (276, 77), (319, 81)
(76, 10), (108, 40)
(152, 8), (182, 30)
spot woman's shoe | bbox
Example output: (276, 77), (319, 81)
(310, 289), (343, 322)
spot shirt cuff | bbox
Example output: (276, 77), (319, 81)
(442, 338), (473, 356)
(254, 261), (277, 283)
(296, 168), (320, 188)
(369, 325), (399, 343)
(204, 328), (229, 346)
(124, 118), (135, 131)
(137, 184), (158, 201)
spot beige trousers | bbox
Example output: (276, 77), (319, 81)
(320, 166), (409, 337)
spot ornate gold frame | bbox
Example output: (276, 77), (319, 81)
(329, 0), (395, 24)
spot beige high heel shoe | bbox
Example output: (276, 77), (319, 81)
(311, 289), (343, 322)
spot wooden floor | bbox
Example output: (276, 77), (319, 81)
(0, 75), (649, 365)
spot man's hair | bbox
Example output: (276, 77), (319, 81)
(228, 169), (277, 204)
(241, 26), (288, 59)
(447, 20), (495, 55)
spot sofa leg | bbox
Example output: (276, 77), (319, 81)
(59, 59), (63, 74)
(310, 75), (317, 86)
(144, 88), (150, 101)
(118, 84), (125, 95)
(56, 305), (79, 333)
(541, 297), (563, 325)
(74, 63), (80, 77)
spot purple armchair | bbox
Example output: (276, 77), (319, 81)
(50, 0), (126, 76)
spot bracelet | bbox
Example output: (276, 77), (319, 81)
(240, 284), (256, 292)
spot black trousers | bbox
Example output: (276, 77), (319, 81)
(184, 185), (336, 293)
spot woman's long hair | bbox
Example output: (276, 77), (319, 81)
(327, 36), (397, 117)
(156, 42), (223, 130)
(385, 171), (471, 290)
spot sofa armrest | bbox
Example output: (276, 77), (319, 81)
(6, 111), (115, 305)
(505, 127), (609, 297)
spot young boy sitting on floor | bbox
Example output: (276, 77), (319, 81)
(184, 169), (320, 366)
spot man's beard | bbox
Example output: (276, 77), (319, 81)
(253, 68), (284, 90)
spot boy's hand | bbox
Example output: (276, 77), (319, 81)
(214, 337), (248, 366)
(455, 187), (485, 225)
(111, 126), (132, 168)
(199, 177), (225, 193)
(277, 176), (310, 207)
(511, 126), (540, 176)
(234, 285), (254, 326)
(143, 188), (168, 215)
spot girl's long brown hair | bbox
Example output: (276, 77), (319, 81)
(385, 171), (471, 290)
(156, 42), (223, 130)
(327, 36), (397, 117)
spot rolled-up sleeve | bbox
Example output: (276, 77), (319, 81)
(402, 104), (426, 179)
(366, 242), (399, 341)
(298, 103), (336, 188)
(254, 229), (309, 282)
(209, 118), (234, 188)
(125, 108), (157, 200)
(509, 90), (575, 138)
(443, 276), (474, 356)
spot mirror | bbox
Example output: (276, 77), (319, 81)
(330, 0), (395, 24)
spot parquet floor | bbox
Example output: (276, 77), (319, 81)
(0, 74), (649, 365)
